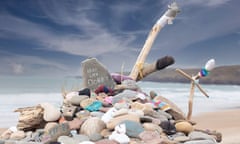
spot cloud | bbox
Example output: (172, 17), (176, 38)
(0, 0), (239, 76)
(37, 1), (97, 29)
(179, 0), (232, 7)
(152, 0), (240, 53)
(35, 1), (145, 57)
(0, 0), (149, 73)
(0, 2), (140, 58)
(11, 63), (24, 74)
(0, 50), (70, 75)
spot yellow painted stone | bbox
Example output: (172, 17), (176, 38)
(175, 121), (194, 134)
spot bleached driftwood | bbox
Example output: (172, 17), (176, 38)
(14, 105), (45, 131)
(129, 2), (180, 80)
(136, 56), (175, 81)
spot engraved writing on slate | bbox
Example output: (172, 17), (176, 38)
(82, 58), (116, 91)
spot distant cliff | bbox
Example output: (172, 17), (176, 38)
(143, 65), (240, 85)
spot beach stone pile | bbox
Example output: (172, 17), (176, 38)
(0, 58), (222, 144)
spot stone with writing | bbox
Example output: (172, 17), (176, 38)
(81, 58), (116, 91)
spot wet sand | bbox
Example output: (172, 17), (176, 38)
(0, 128), (7, 136)
(192, 108), (240, 144)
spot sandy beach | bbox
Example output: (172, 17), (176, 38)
(192, 108), (240, 144)
(1, 108), (240, 144)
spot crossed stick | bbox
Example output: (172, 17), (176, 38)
(176, 59), (215, 120)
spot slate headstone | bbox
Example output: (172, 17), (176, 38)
(81, 58), (116, 91)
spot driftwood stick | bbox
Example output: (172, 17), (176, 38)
(14, 105), (42, 112)
(175, 69), (193, 81)
(130, 23), (162, 80)
(136, 56), (175, 81)
(195, 82), (209, 98)
(195, 128), (222, 143)
(187, 81), (195, 120)
(176, 69), (209, 98)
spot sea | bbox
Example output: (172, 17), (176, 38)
(0, 75), (240, 128)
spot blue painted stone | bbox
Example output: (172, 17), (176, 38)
(121, 120), (144, 138)
(85, 101), (102, 112)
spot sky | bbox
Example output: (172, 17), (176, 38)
(0, 0), (239, 77)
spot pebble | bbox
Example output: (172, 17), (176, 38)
(109, 132), (130, 144)
(58, 135), (80, 144)
(40, 102), (61, 122)
(79, 141), (95, 144)
(101, 107), (117, 123)
(73, 134), (90, 142)
(112, 90), (139, 104)
(80, 117), (106, 137)
(75, 110), (90, 119)
(112, 108), (129, 117)
(121, 120), (144, 138)
(128, 109), (144, 117)
(175, 121), (194, 134)
(142, 123), (163, 133)
(114, 101), (130, 110)
(160, 120), (176, 135)
(130, 102), (153, 115)
(20, 131), (33, 142)
(80, 98), (96, 109)
(106, 114), (140, 130)
(174, 135), (190, 142)
(90, 111), (105, 118)
(89, 133), (102, 142)
(0, 129), (13, 140)
(9, 130), (26, 140)
(157, 109), (173, 119)
(139, 131), (163, 144)
(140, 116), (153, 123)
(189, 131), (216, 141)
(65, 91), (79, 101)
(69, 95), (89, 106)
(100, 129), (112, 138)
(44, 122), (58, 132)
(184, 139), (217, 144)
(95, 139), (119, 144)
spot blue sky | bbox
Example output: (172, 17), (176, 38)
(0, 0), (239, 76)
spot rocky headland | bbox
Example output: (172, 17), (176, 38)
(143, 65), (240, 85)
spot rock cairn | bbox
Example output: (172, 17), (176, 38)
(0, 58), (222, 144)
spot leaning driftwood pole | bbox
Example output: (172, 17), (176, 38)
(129, 2), (180, 80)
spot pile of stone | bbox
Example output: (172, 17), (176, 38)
(0, 58), (222, 144)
